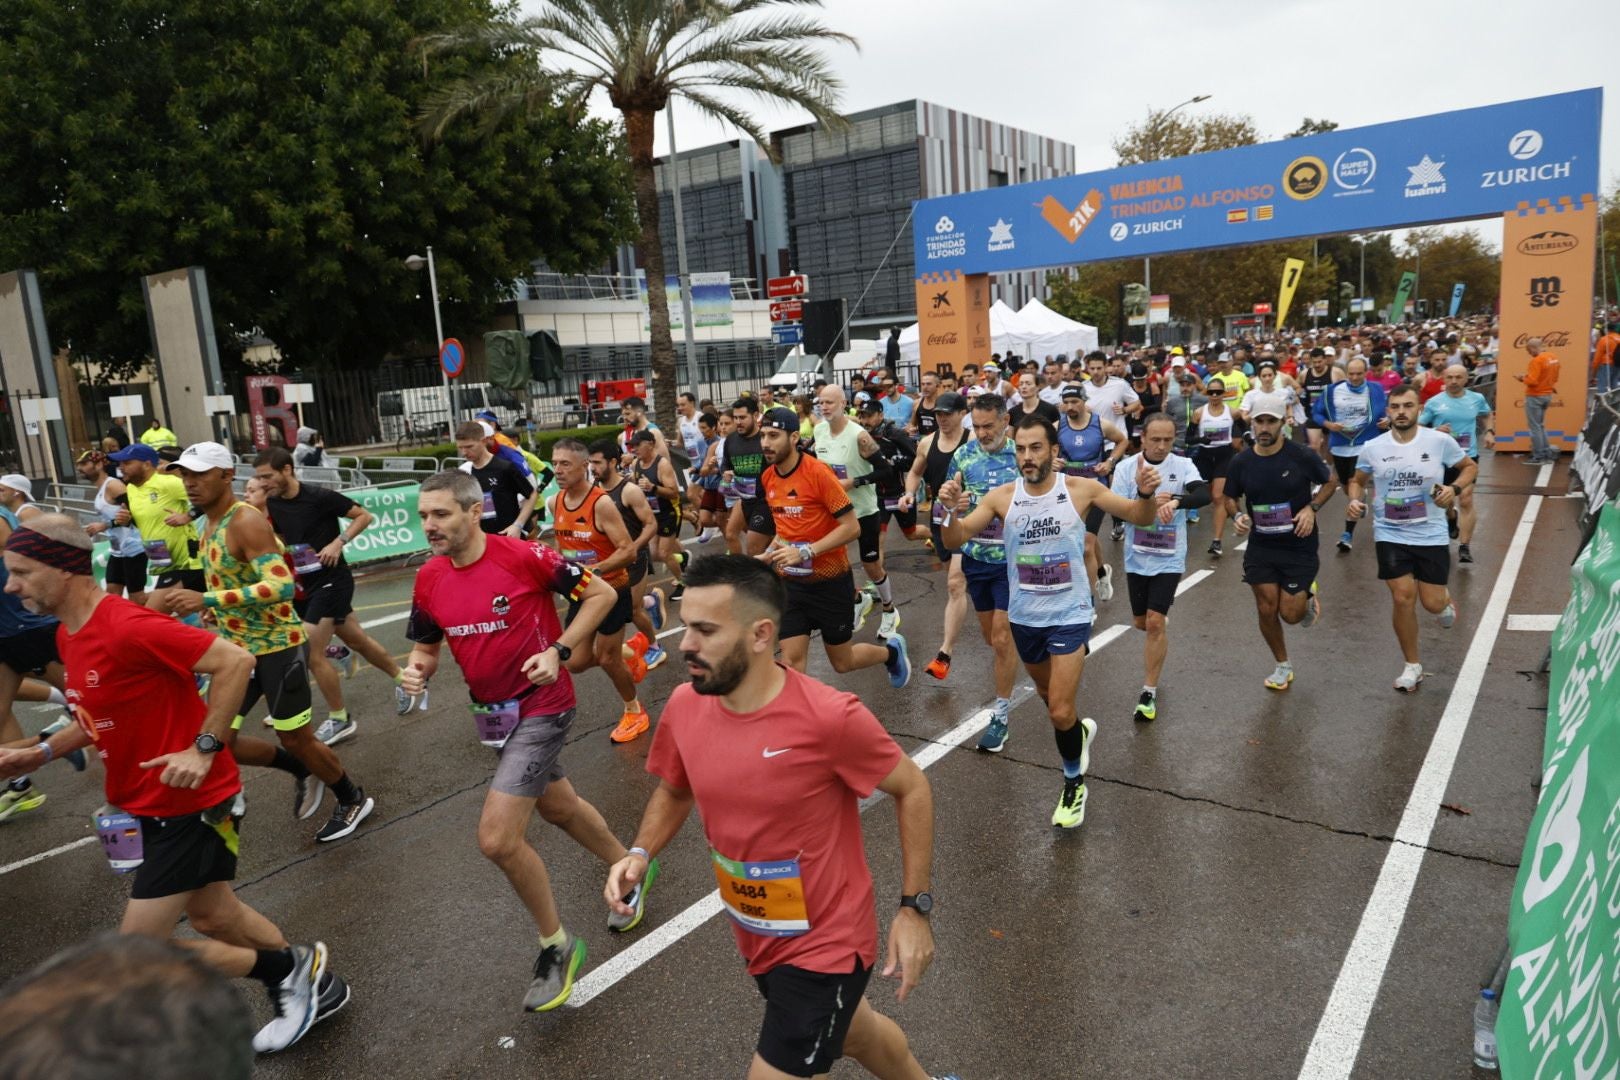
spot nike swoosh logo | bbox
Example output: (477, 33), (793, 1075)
(762, 747), (793, 758)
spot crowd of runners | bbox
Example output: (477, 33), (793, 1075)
(0, 317), (1523, 1077)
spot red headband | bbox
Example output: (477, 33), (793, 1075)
(6, 526), (93, 576)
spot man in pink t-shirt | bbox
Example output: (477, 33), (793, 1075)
(606, 554), (958, 1080)
(402, 470), (654, 1015)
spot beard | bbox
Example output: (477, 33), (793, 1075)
(686, 640), (750, 696)
(1021, 460), (1052, 483)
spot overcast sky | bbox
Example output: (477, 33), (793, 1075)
(538, 0), (1617, 250)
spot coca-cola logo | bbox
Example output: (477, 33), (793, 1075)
(1513, 331), (1571, 349)
(926, 332), (959, 346)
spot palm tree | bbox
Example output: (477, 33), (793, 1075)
(418, 0), (856, 433)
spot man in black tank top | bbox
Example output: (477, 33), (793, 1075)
(910, 371), (941, 437)
(629, 431), (688, 599)
(897, 391), (971, 681)
(1300, 349), (1340, 457)
(719, 398), (774, 554)
(590, 440), (667, 672)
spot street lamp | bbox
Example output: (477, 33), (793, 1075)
(1350, 235), (1369, 325)
(1141, 95), (1211, 344)
(405, 248), (456, 437)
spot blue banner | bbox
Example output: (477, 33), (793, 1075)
(1449, 282), (1466, 317)
(914, 89), (1601, 273)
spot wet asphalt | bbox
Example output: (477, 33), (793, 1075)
(0, 452), (1578, 1079)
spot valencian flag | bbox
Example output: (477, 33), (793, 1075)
(1275, 258), (1305, 327)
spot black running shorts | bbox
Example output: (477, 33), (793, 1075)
(1375, 540), (1450, 585)
(753, 957), (872, 1078)
(780, 572), (856, 646)
(130, 796), (243, 900)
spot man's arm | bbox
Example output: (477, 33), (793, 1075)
(320, 501), (372, 566)
(606, 779), (697, 916)
(620, 483), (658, 552)
(876, 756), (935, 1002)
(938, 482), (1008, 549)
(506, 466), (538, 537)
(897, 433), (933, 510)
(588, 491), (636, 576)
(652, 458), (680, 500)
(164, 507), (290, 617)
(137, 636), (256, 790)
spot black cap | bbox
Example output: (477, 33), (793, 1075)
(630, 429), (657, 446)
(934, 391), (968, 413)
(760, 407), (799, 432)
(1060, 384), (1085, 399)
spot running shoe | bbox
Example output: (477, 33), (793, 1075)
(1207, 539), (1222, 558)
(1263, 663), (1294, 692)
(610, 704), (650, 743)
(607, 858), (660, 933)
(1394, 663), (1424, 693)
(1186, 509), (1200, 525)
(668, 583), (685, 601)
(315, 715), (357, 747)
(853, 590), (875, 633)
(1438, 599), (1457, 629)
(315, 794), (374, 843)
(1447, 513), (1459, 540)
(924, 652), (951, 680)
(645, 587), (667, 632)
(0, 784), (46, 823)
(643, 644), (668, 671)
(1094, 563), (1113, 601)
(314, 968), (352, 1026)
(878, 607), (901, 639)
(1052, 778), (1088, 829)
(524, 933), (586, 1012)
(1336, 531), (1353, 553)
(624, 649), (648, 684)
(253, 942), (325, 1053)
(1300, 581), (1321, 629)
(625, 631), (650, 658)
(1133, 691), (1156, 723)
(416, 687), (431, 712)
(676, 549), (690, 572)
(39, 715), (87, 771)
(294, 776), (326, 821)
(395, 684), (414, 716)
(1458, 543), (1474, 564)
(1111, 522), (1125, 542)
(884, 633), (912, 689)
(1076, 717), (1097, 774)
(325, 642), (358, 678)
(977, 712), (1009, 753)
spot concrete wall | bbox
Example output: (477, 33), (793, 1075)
(142, 267), (226, 447)
(0, 270), (70, 479)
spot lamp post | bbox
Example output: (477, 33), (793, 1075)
(664, 98), (701, 404)
(404, 248), (455, 438)
(1142, 95), (1211, 345)
(1350, 235), (1368, 325)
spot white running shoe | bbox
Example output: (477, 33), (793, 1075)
(1438, 599), (1456, 629)
(1094, 564), (1114, 602)
(1394, 663), (1424, 693)
(853, 591), (874, 632)
(878, 608), (901, 639)
(253, 942), (325, 1053)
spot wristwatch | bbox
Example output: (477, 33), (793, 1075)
(548, 642), (573, 664)
(899, 892), (934, 916)
(194, 733), (225, 754)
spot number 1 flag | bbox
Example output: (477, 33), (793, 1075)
(1276, 258), (1305, 327)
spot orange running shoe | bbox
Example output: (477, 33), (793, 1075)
(924, 653), (951, 680)
(624, 650), (648, 684)
(625, 631), (650, 657)
(610, 704), (650, 743)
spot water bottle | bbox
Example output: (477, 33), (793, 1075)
(1473, 987), (1499, 1071)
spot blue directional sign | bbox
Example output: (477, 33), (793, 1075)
(771, 324), (804, 347)
(913, 89), (1601, 272)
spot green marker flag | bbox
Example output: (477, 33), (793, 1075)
(1389, 271), (1417, 321)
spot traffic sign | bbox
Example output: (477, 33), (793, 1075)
(771, 324), (804, 346)
(440, 337), (466, 378)
(769, 299), (803, 323)
(766, 275), (809, 299)
(1252, 303), (1273, 315)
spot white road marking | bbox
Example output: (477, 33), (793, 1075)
(360, 611), (409, 629)
(1505, 613), (1562, 632)
(1535, 462), (1553, 487)
(0, 835), (96, 877)
(1298, 490), (1545, 1079)
(1177, 569), (1214, 594)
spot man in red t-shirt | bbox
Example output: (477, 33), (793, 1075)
(401, 470), (653, 1014)
(606, 554), (956, 1080)
(0, 514), (347, 1055)
(757, 407), (911, 687)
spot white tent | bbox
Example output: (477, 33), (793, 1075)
(1016, 298), (1099, 358)
(897, 299), (1040, 365)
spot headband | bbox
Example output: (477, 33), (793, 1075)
(6, 527), (93, 576)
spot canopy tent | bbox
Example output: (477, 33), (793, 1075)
(1015, 298), (1099, 359)
(897, 299), (1042, 365)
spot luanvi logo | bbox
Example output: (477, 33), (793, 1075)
(1527, 276), (1564, 309)
(1516, 231), (1578, 257)
(1039, 190), (1104, 244)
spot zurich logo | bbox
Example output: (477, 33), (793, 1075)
(934, 215), (956, 234)
(1508, 130), (1542, 160)
(1109, 222), (1128, 242)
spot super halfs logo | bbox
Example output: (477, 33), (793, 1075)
(491, 595), (511, 616)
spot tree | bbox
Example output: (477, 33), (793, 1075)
(1113, 110), (1261, 167)
(418, 0), (856, 434)
(1044, 271), (1114, 344)
(1599, 181), (1620, 318)
(1287, 118), (1339, 138)
(1398, 227), (1500, 317)
(0, 0), (635, 379)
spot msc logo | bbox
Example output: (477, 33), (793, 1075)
(1516, 231), (1578, 257)
(1527, 276), (1563, 308)
(1284, 156), (1327, 200)
(1508, 130), (1543, 160)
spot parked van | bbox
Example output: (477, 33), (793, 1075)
(376, 383), (523, 441)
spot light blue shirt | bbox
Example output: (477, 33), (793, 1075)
(881, 393), (914, 426)
(1355, 428), (1466, 546)
(1419, 390), (1491, 459)
(1111, 452), (1202, 576)
(1004, 477), (1092, 629)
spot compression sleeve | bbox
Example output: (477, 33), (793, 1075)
(202, 552), (295, 611)
(1177, 480), (1212, 511)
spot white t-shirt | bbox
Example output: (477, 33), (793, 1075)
(1081, 378), (1140, 446)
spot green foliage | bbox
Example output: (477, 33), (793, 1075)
(0, 0), (636, 379)
(1044, 271), (1114, 343)
(1600, 182), (1620, 315)
(1395, 228), (1501, 317)
(1287, 118), (1340, 138)
(1113, 110), (1261, 166)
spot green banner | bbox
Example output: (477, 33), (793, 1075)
(1499, 503), (1620, 1078)
(340, 484), (429, 564)
(1388, 270), (1417, 322)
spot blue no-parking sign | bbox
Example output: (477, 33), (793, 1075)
(440, 337), (465, 379)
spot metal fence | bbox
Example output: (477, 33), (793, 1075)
(517, 272), (768, 302)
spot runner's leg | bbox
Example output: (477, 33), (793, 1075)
(1252, 583), (1288, 663)
(478, 788), (564, 938)
(535, 777), (626, 865)
(838, 996), (933, 1080)
(1387, 576), (1420, 663)
(303, 618), (343, 714)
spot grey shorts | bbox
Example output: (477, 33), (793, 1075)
(491, 708), (574, 800)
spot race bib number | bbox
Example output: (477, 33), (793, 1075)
(882, 496), (903, 512)
(1384, 493), (1428, 522)
(1201, 425), (1231, 447)
(1015, 551), (1073, 591)
(480, 491), (496, 520)
(1456, 433), (1472, 452)
(470, 698), (522, 750)
(560, 545), (595, 565)
(142, 539), (173, 567)
(1062, 460), (1100, 478)
(711, 850), (810, 937)
(781, 548), (815, 577)
(828, 463), (848, 479)
(289, 543), (322, 576)
(1131, 524), (1178, 555)
(730, 476), (758, 500)
(931, 500), (952, 525)
(646, 495), (663, 514)
(971, 514), (1004, 546)
(1337, 399), (1369, 431)
(1252, 502), (1295, 535)
(94, 807), (143, 873)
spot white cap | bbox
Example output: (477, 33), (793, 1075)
(166, 442), (234, 473)
(478, 421), (495, 437)
(0, 474), (32, 501)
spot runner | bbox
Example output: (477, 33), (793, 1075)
(1189, 380), (1237, 556)
(105, 445), (206, 604)
(603, 554), (959, 1080)
(814, 385), (901, 638)
(254, 448), (413, 746)
(617, 396), (672, 462)
(1298, 348), (1341, 457)
(1110, 415), (1211, 723)
(456, 421), (538, 537)
(0, 503), (74, 823)
(0, 476), (43, 524)
(721, 398), (775, 556)
(1419, 364), (1495, 563)
(939, 416), (1164, 826)
(897, 393), (971, 681)
(1055, 385), (1129, 602)
(1348, 384), (1474, 691)
(1311, 357), (1389, 553)
(589, 439), (668, 673)
(909, 371), (942, 437)
(549, 438), (651, 743)
(78, 449), (148, 603)
(939, 395), (1021, 750)
(1223, 404), (1334, 691)
(856, 398), (929, 550)
(403, 470), (655, 1011)
(756, 407), (911, 686)
(0, 514), (349, 1053)
(692, 411), (726, 545)
(628, 430), (688, 600)
(157, 443), (373, 843)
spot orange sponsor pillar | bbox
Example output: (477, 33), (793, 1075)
(1495, 195), (1597, 455)
(915, 271), (990, 376)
